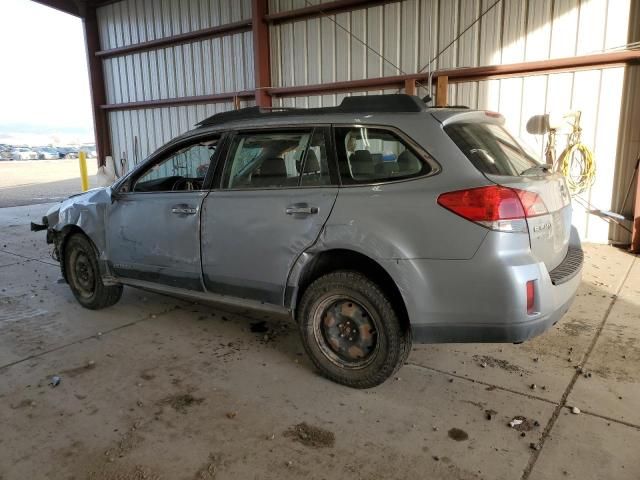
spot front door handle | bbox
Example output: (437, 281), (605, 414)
(171, 204), (197, 215)
(285, 204), (319, 216)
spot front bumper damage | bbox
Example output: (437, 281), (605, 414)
(31, 214), (62, 263)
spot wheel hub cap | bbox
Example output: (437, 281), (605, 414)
(73, 252), (95, 297)
(320, 299), (377, 364)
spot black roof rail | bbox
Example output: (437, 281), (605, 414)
(431, 105), (470, 109)
(196, 94), (427, 127)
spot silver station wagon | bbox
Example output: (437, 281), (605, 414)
(35, 95), (583, 388)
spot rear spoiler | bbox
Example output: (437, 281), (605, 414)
(430, 109), (506, 127)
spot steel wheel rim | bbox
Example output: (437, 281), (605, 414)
(312, 294), (380, 369)
(70, 249), (96, 299)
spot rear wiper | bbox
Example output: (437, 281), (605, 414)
(520, 163), (552, 176)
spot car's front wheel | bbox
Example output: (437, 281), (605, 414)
(64, 233), (123, 310)
(297, 271), (411, 388)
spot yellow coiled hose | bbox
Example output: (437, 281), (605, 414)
(558, 142), (596, 195)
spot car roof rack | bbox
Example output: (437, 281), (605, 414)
(431, 105), (470, 109)
(196, 94), (427, 127)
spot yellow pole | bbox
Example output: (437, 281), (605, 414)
(78, 151), (89, 192)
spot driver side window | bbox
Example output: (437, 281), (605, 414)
(133, 139), (218, 192)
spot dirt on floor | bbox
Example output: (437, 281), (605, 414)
(0, 202), (639, 480)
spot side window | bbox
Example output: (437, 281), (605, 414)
(300, 130), (331, 187)
(223, 130), (312, 189)
(133, 138), (218, 192)
(335, 127), (432, 184)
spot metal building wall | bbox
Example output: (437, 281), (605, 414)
(107, 101), (241, 170)
(268, 0), (632, 243)
(611, 0), (640, 245)
(97, 0), (254, 168)
(96, 0), (634, 243)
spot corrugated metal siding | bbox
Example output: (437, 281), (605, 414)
(101, 32), (254, 104)
(108, 101), (255, 176)
(97, 0), (254, 173)
(98, 0), (255, 104)
(270, 0), (630, 87)
(97, 0), (252, 50)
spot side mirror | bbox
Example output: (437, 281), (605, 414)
(111, 180), (131, 202)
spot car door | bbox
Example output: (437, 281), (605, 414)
(106, 134), (222, 291)
(201, 126), (339, 305)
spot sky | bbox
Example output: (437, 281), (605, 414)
(0, 0), (94, 146)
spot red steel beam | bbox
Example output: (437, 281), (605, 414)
(267, 73), (426, 97)
(95, 20), (252, 59)
(252, 0), (272, 107)
(83, 4), (112, 167)
(98, 50), (640, 112)
(100, 91), (255, 112)
(439, 49), (640, 82)
(264, 0), (403, 24)
(267, 50), (640, 98)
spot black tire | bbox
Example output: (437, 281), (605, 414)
(64, 233), (123, 310)
(297, 271), (411, 388)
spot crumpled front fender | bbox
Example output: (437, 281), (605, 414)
(46, 187), (113, 265)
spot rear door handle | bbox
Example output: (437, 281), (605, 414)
(171, 204), (197, 215)
(285, 204), (319, 216)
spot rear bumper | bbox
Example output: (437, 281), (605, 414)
(411, 292), (575, 343)
(383, 227), (582, 344)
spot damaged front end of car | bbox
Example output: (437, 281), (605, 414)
(31, 188), (114, 283)
(30, 206), (61, 260)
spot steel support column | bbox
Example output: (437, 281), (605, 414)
(252, 0), (272, 107)
(83, 5), (111, 167)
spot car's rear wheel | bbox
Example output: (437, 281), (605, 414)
(64, 233), (122, 310)
(297, 271), (410, 388)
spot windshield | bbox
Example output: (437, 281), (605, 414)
(445, 122), (541, 176)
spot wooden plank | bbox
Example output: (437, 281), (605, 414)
(404, 78), (416, 95)
(436, 75), (448, 106)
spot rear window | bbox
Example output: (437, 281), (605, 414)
(445, 122), (540, 176)
(335, 127), (432, 185)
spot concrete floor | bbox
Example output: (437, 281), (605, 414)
(0, 202), (638, 480)
(0, 160), (98, 208)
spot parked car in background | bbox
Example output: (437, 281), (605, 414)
(34, 95), (583, 388)
(0, 145), (11, 160)
(11, 147), (38, 160)
(36, 147), (60, 160)
(80, 145), (97, 158)
(57, 147), (79, 159)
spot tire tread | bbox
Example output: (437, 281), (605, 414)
(64, 234), (123, 310)
(297, 271), (410, 388)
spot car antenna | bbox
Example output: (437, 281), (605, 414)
(133, 136), (139, 165)
(422, 5), (433, 105)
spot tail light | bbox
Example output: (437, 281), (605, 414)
(526, 280), (536, 314)
(437, 185), (548, 233)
